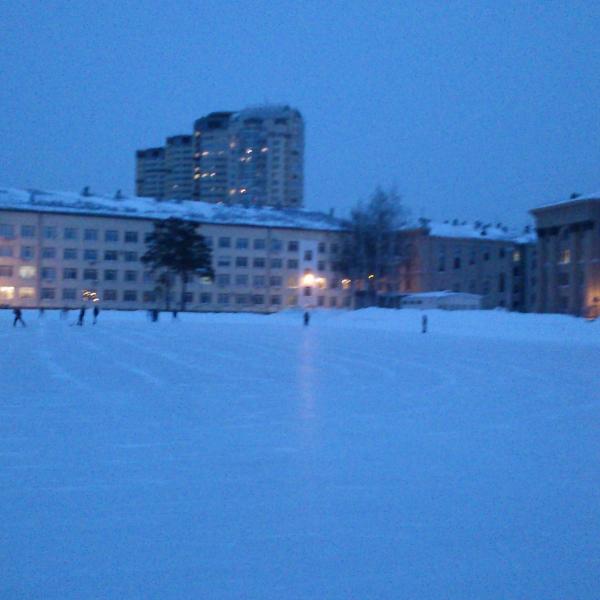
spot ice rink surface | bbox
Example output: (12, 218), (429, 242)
(1, 308), (599, 599)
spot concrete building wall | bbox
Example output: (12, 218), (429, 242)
(164, 135), (194, 200)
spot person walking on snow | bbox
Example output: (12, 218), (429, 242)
(77, 306), (86, 326)
(93, 305), (100, 325)
(421, 314), (428, 334)
(303, 311), (310, 326)
(13, 308), (26, 327)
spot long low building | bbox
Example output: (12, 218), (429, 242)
(0, 189), (350, 312)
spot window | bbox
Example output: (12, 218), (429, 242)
(41, 267), (56, 281)
(21, 225), (35, 238)
(236, 238), (249, 249)
(498, 273), (506, 293)
(270, 295), (281, 305)
(218, 236), (231, 248)
(18, 286), (35, 299)
(331, 244), (339, 255)
(270, 239), (282, 252)
(318, 242), (326, 253)
(317, 261), (326, 271)
(304, 250), (313, 261)
(84, 228), (98, 241)
(124, 270), (137, 282)
(252, 294), (264, 305)
(124, 231), (138, 243)
(253, 275), (265, 288)
(103, 289), (117, 301)
(235, 274), (248, 286)
(317, 296), (325, 307)
(0, 224), (15, 239)
(0, 285), (15, 299)
(21, 246), (34, 260)
(63, 248), (77, 260)
(41, 288), (55, 299)
(270, 258), (282, 269)
(287, 295), (298, 306)
(217, 293), (230, 304)
(105, 230), (119, 242)
(558, 272), (569, 286)
(216, 274), (230, 287)
(253, 239), (266, 250)
(483, 247), (490, 261)
(83, 269), (98, 281)
(63, 268), (77, 280)
(123, 290), (138, 302)
(453, 257), (461, 269)
(43, 226), (57, 240)
(143, 291), (156, 303)
(104, 270), (117, 281)
(84, 249), (98, 261)
(217, 256), (231, 267)
(236, 294), (249, 305)
(269, 275), (282, 287)
(183, 292), (193, 303)
(287, 259), (299, 269)
(0, 266), (14, 277)
(62, 288), (76, 300)
(287, 241), (299, 252)
(124, 251), (137, 262)
(200, 293), (212, 304)
(499, 248), (506, 259)
(559, 249), (571, 264)
(0, 246), (13, 257)
(329, 297), (338, 308)
(235, 256), (248, 267)
(104, 250), (118, 261)
(42, 247), (56, 259)
(253, 258), (265, 268)
(64, 228), (77, 240)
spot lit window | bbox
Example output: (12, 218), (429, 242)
(0, 286), (15, 299)
(19, 266), (36, 279)
(559, 249), (571, 264)
(19, 287), (36, 299)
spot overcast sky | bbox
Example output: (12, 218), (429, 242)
(1, 1), (599, 226)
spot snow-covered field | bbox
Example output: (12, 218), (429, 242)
(2, 308), (599, 599)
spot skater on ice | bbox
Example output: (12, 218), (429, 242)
(13, 308), (26, 327)
(77, 306), (86, 326)
(303, 311), (310, 326)
(93, 305), (100, 325)
(422, 314), (428, 333)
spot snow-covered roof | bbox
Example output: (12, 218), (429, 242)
(0, 188), (344, 232)
(406, 219), (536, 244)
(531, 192), (600, 212)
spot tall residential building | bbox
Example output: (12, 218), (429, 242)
(192, 112), (233, 203)
(137, 105), (305, 207)
(135, 147), (166, 199)
(135, 135), (193, 200)
(164, 135), (194, 200)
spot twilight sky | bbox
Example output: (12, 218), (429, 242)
(1, 1), (599, 226)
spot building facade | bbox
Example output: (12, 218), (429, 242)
(393, 221), (536, 311)
(530, 194), (600, 318)
(0, 189), (347, 313)
(137, 105), (304, 208)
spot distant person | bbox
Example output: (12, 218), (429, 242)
(93, 305), (100, 325)
(77, 306), (86, 326)
(172, 310), (178, 320)
(303, 311), (310, 326)
(13, 308), (26, 327)
(39, 307), (45, 318)
(152, 309), (159, 322)
(421, 314), (428, 334)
